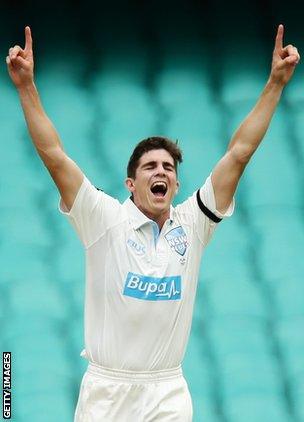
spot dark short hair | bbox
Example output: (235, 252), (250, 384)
(127, 136), (183, 179)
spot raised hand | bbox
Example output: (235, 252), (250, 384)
(6, 26), (34, 89)
(270, 24), (300, 86)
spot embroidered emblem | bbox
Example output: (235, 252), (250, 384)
(165, 226), (188, 256)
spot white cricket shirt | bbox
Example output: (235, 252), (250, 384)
(59, 173), (234, 371)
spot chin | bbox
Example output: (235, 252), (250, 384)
(142, 193), (171, 214)
(152, 200), (169, 213)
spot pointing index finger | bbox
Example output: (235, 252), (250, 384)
(25, 26), (32, 51)
(275, 24), (284, 52)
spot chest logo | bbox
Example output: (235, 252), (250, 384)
(165, 226), (188, 256)
(123, 272), (181, 301)
(127, 239), (146, 256)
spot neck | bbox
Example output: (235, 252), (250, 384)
(152, 213), (169, 230)
(132, 198), (170, 230)
(142, 208), (170, 230)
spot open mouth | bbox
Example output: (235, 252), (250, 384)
(150, 181), (168, 198)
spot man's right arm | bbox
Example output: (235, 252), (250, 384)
(7, 26), (83, 211)
(17, 82), (83, 211)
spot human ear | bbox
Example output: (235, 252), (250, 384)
(125, 177), (135, 193)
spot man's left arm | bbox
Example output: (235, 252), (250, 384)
(211, 24), (300, 214)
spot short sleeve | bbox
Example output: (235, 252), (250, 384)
(58, 176), (121, 248)
(199, 172), (235, 219)
(176, 172), (235, 247)
(197, 172), (235, 245)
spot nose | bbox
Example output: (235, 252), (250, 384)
(155, 164), (166, 176)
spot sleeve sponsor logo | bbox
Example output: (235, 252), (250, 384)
(165, 226), (188, 256)
(123, 272), (181, 301)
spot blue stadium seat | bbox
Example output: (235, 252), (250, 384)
(248, 206), (304, 240)
(206, 317), (272, 361)
(37, 65), (97, 177)
(292, 377), (304, 422)
(183, 336), (214, 398)
(292, 109), (304, 160)
(274, 316), (304, 421)
(15, 391), (74, 422)
(220, 34), (268, 104)
(17, 364), (73, 394)
(193, 398), (222, 422)
(199, 207), (253, 282)
(218, 353), (285, 399)
(247, 206), (304, 280)
(55, 238), (85, 284)
(68, 316), (86, 365)
(9, 278), (68, 320)
(0, 241), (48, 280)
(224, 394), (292, 422)
(0, 207), (51, 248)
(4, 315), (65, 350)
(241, 150), (300, 209)
(284, 69), (304, 104)
(162, 106), (222, 146)
(274, 317), (304, 385)
(221, 71), (267, 106)
(258, 239), (304, 280)
(204, 277), (268, 319)
(155, 61), (212, 110)
(271, 279), (304, 318)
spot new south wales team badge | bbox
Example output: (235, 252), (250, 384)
(165, 226), (188, 256)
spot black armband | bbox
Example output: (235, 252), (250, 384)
(196, 189), (222, 223)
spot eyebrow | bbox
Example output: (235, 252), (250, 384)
(141, 160), (175, 169)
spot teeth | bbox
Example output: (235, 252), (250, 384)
(151, 181), (167, 188)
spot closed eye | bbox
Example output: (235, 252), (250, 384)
(141, 161), (174, 171)
(141, 162), (156, 170)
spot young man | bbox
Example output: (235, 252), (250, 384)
(7, 25), (299, 421)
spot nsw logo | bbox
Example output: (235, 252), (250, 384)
(165, 226), (188, 256)
(123, 272), (181, 301)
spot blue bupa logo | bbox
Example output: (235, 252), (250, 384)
(165, 226), (188, 256)
(123, 272), (181, 301)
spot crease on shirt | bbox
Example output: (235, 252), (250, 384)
(85, 214), (129, 250)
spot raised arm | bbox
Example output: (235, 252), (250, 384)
(211, 24), (300, 214)
(6, 26), (83, 211)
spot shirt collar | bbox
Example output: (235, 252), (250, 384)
(123, 196), (174, 230)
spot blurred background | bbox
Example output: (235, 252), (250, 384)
(1, 0), (304, 421)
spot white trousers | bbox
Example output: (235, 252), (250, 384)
(74, 362), (193, 422)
